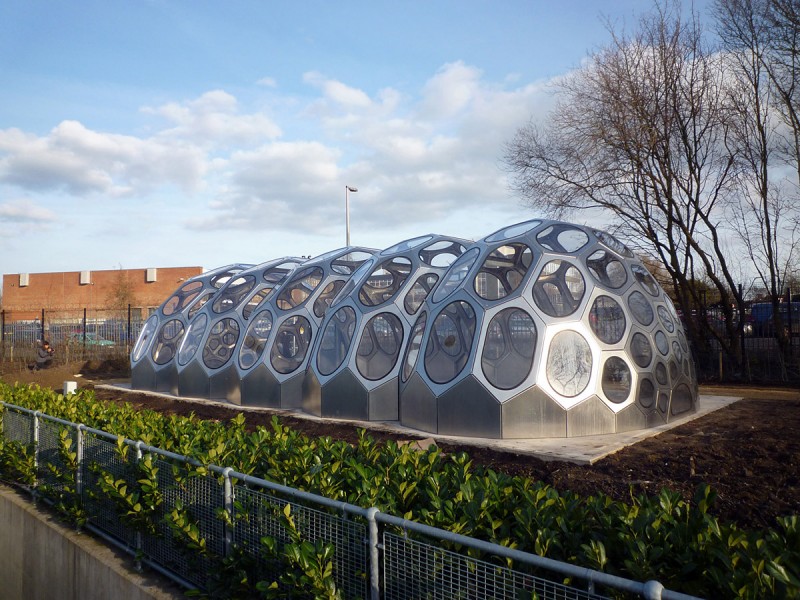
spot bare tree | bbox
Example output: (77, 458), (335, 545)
(106, 268), (138, 317)
(504, 1), (746, 371)
(716, 0), (800, 376)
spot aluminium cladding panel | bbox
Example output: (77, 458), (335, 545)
(130, 361), (156, 391)
(302, 369), (323, 416)
(209, 363), (241, 404)
(501, 386), (567, 439)
(241, 364), (281, 408)
(177, 361), (209, 398)
(566, 395), (615, 437)
(318, 369), (369, 420)
(154, 363), (180, 396)
(436, 375), (502, 439)
(398, 372), (438, 433)
(614, 403), (649, 433)
(367, 378), (400, 421)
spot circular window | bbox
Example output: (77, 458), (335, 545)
(424, 301), (477, 384)
(536, 224), (590, 253)
(356, 313), (404, 380)
(672, 340), (683, 363)
(162, 281), (202, 316)
(402, 312), (427, 382)
(481, 308), (536, 390)
(151, 319), (185, 365)
(270, 316), (312, 374)
(638, 377), (656, 408)
(404, 273), (439, 315)
(589, 296), (626, 344)
(630, 332), (653, 367)
(432, 248), (480, 303)
(381, 235), (434, 255)
(532, 260), (586, 318)
(419, 239), (467, 267)
(239, 310), (273, 370)
(628, 291), (654, 326)
(330, 251), (373, 275)
(316, 307), (357, 376)
(132, 315), (159, 362)
(314, 280), (346, 318)
(592, 229), (634, 257)
(359, 257), (412, 307)
(631, 264), (660, 297)
(276, 266), (323, 311)
(473, 244), (532, 301)
(187, 292), (213, 320)
(655, 330), (669, 355)
(212, 275), (256, 314)
(602, 357), (632, 403)
(586, 250), (627, 289)
(484, 219), (540, 243)
(178, 313), (208, 366)
(657, 305), (675, 333)
(655, 362), (668, 386)
(546, 330), (592, 397)
(202, 318), (240, 369)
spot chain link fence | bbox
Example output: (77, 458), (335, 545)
(0, 402), (700, 600)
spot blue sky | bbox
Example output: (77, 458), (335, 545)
(0, 1), (698, 281)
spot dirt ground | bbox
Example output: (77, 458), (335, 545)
(2, 359), (798, 531)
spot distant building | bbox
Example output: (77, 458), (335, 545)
(1, 266), (203, 322)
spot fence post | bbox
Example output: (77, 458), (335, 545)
(222, 467), (234, 557)
(32, 410), (41, 501)
(366, 507), (380, 600)
(134, 440), (144, 571)
(40, 309), (45, 342)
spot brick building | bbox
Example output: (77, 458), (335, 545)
(1, 266), (203, 322)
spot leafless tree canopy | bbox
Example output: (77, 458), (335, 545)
(505, 0), (800, 378)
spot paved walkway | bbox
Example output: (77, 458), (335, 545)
(97, 383), (740, 465)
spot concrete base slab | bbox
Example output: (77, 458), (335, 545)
(98, 383), (740, 465)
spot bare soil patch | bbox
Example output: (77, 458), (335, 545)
(4, 360), (799, 530)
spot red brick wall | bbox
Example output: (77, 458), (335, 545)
(2, 267), (203, 321)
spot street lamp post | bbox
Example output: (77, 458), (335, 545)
(345, 186), (357, 246)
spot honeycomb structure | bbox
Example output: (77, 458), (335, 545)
(131, 219), (697, 439)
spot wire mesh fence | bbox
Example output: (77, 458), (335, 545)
(0, 402), (699, 600)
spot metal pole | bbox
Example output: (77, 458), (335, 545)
(345, 186), (357, 246)
(83, 308), (87, 344)
(41, 308), (45, 341)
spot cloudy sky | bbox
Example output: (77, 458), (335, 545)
(1, 0), (682, 280)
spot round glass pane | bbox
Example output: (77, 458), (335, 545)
(270, 316), (312, 374)
(546, 330), (592, 397)
(239, 310), (273, 370)
(630, 332), (653, 367)
(532, 260), (586, 317)
(655, 362), (668, 385)
(602, 356), (632, 403)
(212, 275), (256, 314)
(481, 308), (536, 390)
(359, 257), (412, 307)
(187, 292), (213, 320)
(628, 291), (654, 326)
(314, 280), (346, 318)
(331, 251), (373, 274)
(276, 266), (323, 310)
(202, 318), (240, 369)
(655, 330), (669, 355)
(162, 281), (202, 316)
(151, 319), (185, 365)
(631, 264), (660, 297)
(178, 313), (208, 366)
(419, 239), (467, 267)
(536, 224), (590, 253)
(431, 247), (480, 303)
(317, 307), (357, 376)
(592, 229), (634, 257)
(381, 234), (434, 255)
(484, 219), (541, 243)
(638, 378), (656, 408)
(242, 289), (271, 320)
(586, 250), (627, 289)
(132, 315), (158, 362)
(657, 305), (675, 333)
(330, 259), (374, 308)
(589, 296), (626, 344)
(356, 313), (404, 380)
(404, 273), (439, 315)
(402, 312), (427, 382)
(473, 244), (532, 301)
(424, 301), (477, 384)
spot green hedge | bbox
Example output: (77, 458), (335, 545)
(0, 382), (798, 599)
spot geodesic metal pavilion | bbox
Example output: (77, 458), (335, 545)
(303, 234), (469, 421)
(130, 219), (697, 439)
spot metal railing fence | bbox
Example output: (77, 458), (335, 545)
(0, 402), (699, 600)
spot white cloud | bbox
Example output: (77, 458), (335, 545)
(303, 72), (372, 108)
(417, 61), (483, 120)
(0, 199), (56, 223)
